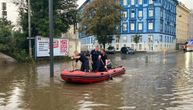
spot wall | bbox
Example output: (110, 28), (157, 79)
(189, 10), (193, 39)
(62, 25), (81, 56)
(176, 2), (190, 44)
(0, 0), (20, 28)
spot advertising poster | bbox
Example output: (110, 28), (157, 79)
(35, 36), (68, 57)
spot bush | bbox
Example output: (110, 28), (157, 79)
(0, 19), (32, 62)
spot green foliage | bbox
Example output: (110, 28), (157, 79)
(0, 18), (30, 62)
(81, 0), (122, 48)
(0, 18), (13, 51)
(0, 18), (12, 43)
(16, 0), (78, 37)
(133, 34), (141, 44)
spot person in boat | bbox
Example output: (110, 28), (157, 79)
(72, 51), (90, 72)
(99, 49), (108, 72)
(90, 46), (101, 72)
(100, 49), (112, 70)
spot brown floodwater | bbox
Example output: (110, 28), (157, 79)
(0, 52), (193, 110)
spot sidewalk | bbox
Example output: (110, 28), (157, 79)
(0, 52), (17, 65)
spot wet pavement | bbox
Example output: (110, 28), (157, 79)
(0, 52), (193, 110)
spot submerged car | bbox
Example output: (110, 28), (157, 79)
(107, 46), (115, 54)
(121, 47), (135, 54)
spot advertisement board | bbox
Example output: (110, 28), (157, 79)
(35, 36), (68, 57)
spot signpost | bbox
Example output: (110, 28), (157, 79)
(49, 0), (54, 77)
(28, 0), (32, 58)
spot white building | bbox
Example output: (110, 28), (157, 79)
(0, 0), (20, 28)
(189, 10), (193, 39)
(62, 25), (81, 56)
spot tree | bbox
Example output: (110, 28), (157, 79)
(0, 18), (29, 62)
(81, 0), (122, 49)
(133, 34), (141, 50)
(0, 18), (13, 51)
(15, 0), (78, 37)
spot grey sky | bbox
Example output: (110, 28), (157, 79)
(77, 0), (193, 9)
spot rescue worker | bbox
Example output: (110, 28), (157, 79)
(90, 46), (101, 72)
(72, 51), (90, 72)
(100, 49), (112, 70)
(99, 49), (108, 72)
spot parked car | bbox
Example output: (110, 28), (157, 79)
(107, 46), (115, 54)
(121, 47), (135, 54)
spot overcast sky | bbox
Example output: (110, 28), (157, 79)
(77, 0), (193, 9)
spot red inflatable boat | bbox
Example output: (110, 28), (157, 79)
(61, 66), (125, 84)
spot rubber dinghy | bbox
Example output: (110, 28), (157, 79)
(61, 66), (125, 84)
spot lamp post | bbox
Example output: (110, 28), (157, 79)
(49, 0), (54, 77)
(28, 0), (32, 58)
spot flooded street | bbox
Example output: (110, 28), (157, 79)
(0, 52), (193, 110)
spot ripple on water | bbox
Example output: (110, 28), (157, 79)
(78, 100), (109, 110)
(165, 81), (193, 109)
(118, 106), (136, 110)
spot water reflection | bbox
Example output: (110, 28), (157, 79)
(0, 52), (193, 110)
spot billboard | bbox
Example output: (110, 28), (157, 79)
(35, 36), (68, 57)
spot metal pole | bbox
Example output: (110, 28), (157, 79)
(28, 0), (32, 58)
(49, 0), (54, 77)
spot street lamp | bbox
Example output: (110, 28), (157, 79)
(49, 0), (54, 77)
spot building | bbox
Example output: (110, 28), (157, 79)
(0, 0), (20, 28)
(79, 0), (178, 52)
(189, 10), (193, 39)
(176, 2), (190, 49)
(120, 0), (178, 52)
(62, 25), (81, 56)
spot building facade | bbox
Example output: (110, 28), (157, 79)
(79, 0), (178, 52)
(189, 10), (193, 39)
(0, 0), (20, 28)
(176, 2), (190, 49)
(62, 25), (81, 56)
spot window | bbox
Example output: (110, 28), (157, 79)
(131, 0), (135, 5)
(2, 11), (7, 18)
(122, 36), (127, 43)
(123, 0), (127, 6)
(131, 10), (135, 18)
(138, 23), (142, 30)
(122, 11), (127, 19)
(149, 0), (153, 4)
(122, 23), (128, 31)
(138, 0), (142, 5)
(148, 22), (153, 30)
(149, 10), (153, 17)
(138, 10), (143, 18)
(160, 35), (163, 42)
(131, 37), (134, 42)
(165, 36), (167, 42)
(2, 2), (6, 10)
(139, 44), (142, 50)
(148, 35), (154, 43)
(160, 9), (163, 18)
(139, 37), (142, 42)
(160, 20), (163, 32)
(130, 23), (135, 31)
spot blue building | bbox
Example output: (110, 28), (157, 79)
(79, 0), (178, 51)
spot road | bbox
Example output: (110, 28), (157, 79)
(0, 51), (193, 110)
